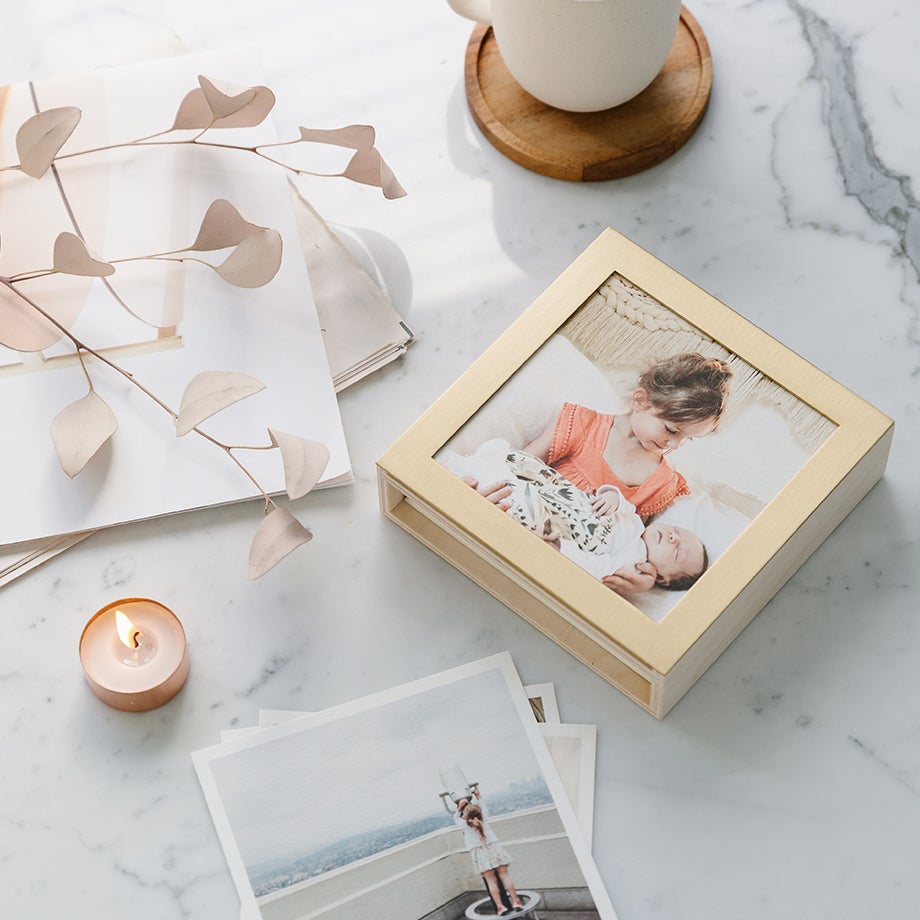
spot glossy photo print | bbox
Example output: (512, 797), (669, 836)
(437, 273), (836, 622)
(193, 653), (618, 920)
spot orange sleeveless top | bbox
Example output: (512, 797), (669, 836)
(547, 402), (689, 518)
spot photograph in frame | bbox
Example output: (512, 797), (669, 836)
(436, 273), (837, 622)
(193, 653), (618, 920)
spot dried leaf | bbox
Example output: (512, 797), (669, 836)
(50, 391), (117, 478)
(188, 199), (265, 251)
(171, 89), (214, 130)
(16, 106), (82, 178)
(175, 371), (265, 436)
(341, 147), (407, 199)
(298, 125), (376, 150)
(198, 75), (257, 120)
(377, 154), (407, 200)
(268, 429), (330, 500)
(171, 78), (275, 129)
(249, 507), (313, 579)
(213, 229), (283, 288)
(341, 147), (383, 187)
(52, 232), (115, 277)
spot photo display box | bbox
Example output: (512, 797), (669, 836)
(192, 653), (618, 920)
(376, 229), (893, 719)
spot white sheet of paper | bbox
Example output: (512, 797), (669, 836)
(0, 48), (351, 547)
(0, 531), (94, 587)
(289, 181), (414, 391)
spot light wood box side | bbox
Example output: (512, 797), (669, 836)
(378, 471), (659, 712)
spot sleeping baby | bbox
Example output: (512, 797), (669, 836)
(442, 438), (708, 595)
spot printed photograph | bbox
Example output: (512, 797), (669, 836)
(539, 723), (596, 847)
(193, 655), (616, 920)
(524, 682), (559, 724)
(437, 273), (837, 621)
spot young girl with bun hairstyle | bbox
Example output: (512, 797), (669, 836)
(452, 787), (524, 915)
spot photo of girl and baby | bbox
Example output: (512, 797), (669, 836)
(438, 274), (836, 621)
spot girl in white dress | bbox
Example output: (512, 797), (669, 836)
(453, 787), (525, 915)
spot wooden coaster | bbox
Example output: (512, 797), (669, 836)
(464, 7), (712, 181)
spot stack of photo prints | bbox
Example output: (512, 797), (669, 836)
(192, 652), (618, 920)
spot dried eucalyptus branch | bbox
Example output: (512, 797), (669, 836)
(2, 75), (406, 199)
(0, 74), (404, 577)
(0, 213), (328, 577)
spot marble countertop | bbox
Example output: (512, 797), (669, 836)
(2, 1), (918, 918)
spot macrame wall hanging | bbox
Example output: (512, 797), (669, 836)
(561, 274), (837, 453)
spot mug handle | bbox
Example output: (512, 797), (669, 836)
(447, 0), (493, 25)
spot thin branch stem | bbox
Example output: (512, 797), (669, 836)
(6, 270), (52, 283)
(189, 119), (218, 143)
(251, 148), (344, 178)
(2, 131), (352, 181)
(9, 248), (216, 283)
(194, 431), (275, 503)
(76, 348), (93, 390)
(118, 254), (212, 269)
(132, 127), (175, 144)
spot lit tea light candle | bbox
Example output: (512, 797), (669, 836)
(79, 598), (189, 712)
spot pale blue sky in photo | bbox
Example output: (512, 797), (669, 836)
(207, 664), (550, 869)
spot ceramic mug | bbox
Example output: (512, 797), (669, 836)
(448, 0), (683, 112)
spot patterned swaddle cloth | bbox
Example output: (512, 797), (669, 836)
(501, 449), (620, 553)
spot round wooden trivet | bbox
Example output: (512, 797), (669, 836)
(463, 7), (712, 181)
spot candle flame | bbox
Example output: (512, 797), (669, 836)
(115, 609), (140, 649)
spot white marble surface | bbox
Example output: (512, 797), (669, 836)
(2, 1), (918, 918)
